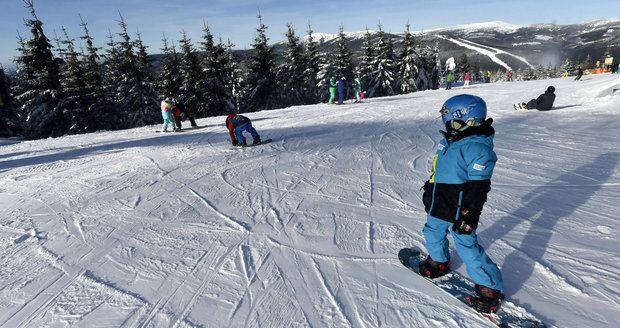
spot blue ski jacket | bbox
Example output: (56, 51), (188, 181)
(422, 120), (496, 228)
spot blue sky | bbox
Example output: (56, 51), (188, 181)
(1, 0), (619, 67)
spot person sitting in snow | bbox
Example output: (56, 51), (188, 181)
(518, 86), (556, 111)
(417, 94), (504, 313)
(160, 97), (175, 132)
(226, 113), (261, 146)
(173, 101), (198, 131)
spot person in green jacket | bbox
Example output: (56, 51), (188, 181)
(328, 76), (337, 104)
(446, 71), (455, 90)
(354, 77), (362, 102)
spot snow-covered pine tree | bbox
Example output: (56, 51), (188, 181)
(12, 0), (64, 139)
(277, 23), (307, 107)
(397, 24), (418, 94)
(303, 24), (322, 103)
(561, 58), (575, 76)
(0, 67), (21, 137)
(178, 31), (207, 117)
(455, 53), (470, 79)
(200, 23), (235, 116)
(415, 42), (441, 91)
(224, 39), (243, 111)
(357, 28), (374, 94)
(113, 16), (159, 128)
(78, 16), (119, 132)
(158, 34), (182, 100)
(332, 26), (354, 84)
(243, 14), (278, 112)
(55, 27), (92, 135)
(367, 24), (397, 98)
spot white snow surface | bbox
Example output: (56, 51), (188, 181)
(1, 74), (620, 328)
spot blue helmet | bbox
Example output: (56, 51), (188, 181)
(440, 94), (487, 132)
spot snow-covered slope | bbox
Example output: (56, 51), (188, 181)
(1, 74), (619, 327)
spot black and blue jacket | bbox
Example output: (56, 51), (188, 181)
(423, 120), (496, 229)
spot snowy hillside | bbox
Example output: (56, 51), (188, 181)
(1, 74), (620, 327)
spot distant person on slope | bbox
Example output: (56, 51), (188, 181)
(463, 71), (471, 88)
(446, 71), (455, 90)
(417, 94), (504, 313)
(507, 70), (513, 81)
(337, 77), (346, 105)
(328, 77), (337, 104)
(226, 113), (261, 146)
(173, 101), (198, 131)
(575, 67), (584, 81)
(485, 71), (492, 83)
(515, 86), (556, 111)
(160, 97), (175, 132)
(354, 77), (362, 102)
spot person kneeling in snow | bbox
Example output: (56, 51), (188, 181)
(418, 94), (504, 313)
(226, 113), (261, 146)
(519, 86), (556, 111)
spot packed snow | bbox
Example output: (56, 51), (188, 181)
(1, 74), (619, 328)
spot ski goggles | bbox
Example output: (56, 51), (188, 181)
(446, 117), (484, 131)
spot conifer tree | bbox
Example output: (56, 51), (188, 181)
(303, 24), (322, 103)
(456, 53), (470, 78)
(357, 28), (374, 93)
(13, 0), (64, 138)
(113, 15), (159, 127)
(398, 24), (418, 94)
(367, 24), (397, 97)
(200, 24), (235, 115)
(178, 31), (207, 116)
(277, 23), (306, 106)
(158, 34), (182, 99)
(0, 67), (21, 137)
(78, 16), (119, 132)
(55, 27), (91, 134)
(332, 25), (354, 83)
(224, 39), (243, 111)
(243, 14), (278, 112)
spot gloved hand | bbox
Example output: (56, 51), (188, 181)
(452, 208), (475, 234)
(232, 140), (238, 146)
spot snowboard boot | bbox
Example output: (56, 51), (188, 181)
(418, 255), (451, 279)
(253, 136), (262, 145)
(467, 284), (504, 313)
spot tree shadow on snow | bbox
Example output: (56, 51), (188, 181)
(482, 152), (619, 325)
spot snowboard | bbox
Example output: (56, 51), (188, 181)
(398, 248), (546, 328)
(513, 103), (529, 111)
(234, 138), (273, 148)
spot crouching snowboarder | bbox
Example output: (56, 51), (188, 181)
(173, 102), (198, 130)
(418, 94), (504, 313)
(515, 86), (556, 111)
(226, 113), (261, 146)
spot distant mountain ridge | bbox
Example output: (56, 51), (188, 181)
(274, 19), (620, 71)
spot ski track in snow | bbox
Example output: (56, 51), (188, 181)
(437, 35), (535, 70)
(1, 74), (620, 328)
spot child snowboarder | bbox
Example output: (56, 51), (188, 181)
(328, 77), (337, 104)
(226, 113), (261, 146)
(354, 77), (362, 102)
(463, 71), (471, 88)
(173, 101), (198, 131)
(418, 94), (504, 313)
(446, 71), (455, 90)
(337, 77), (346, 105)
(160, 97), (175, 132)
(515, 86), (556, 111)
